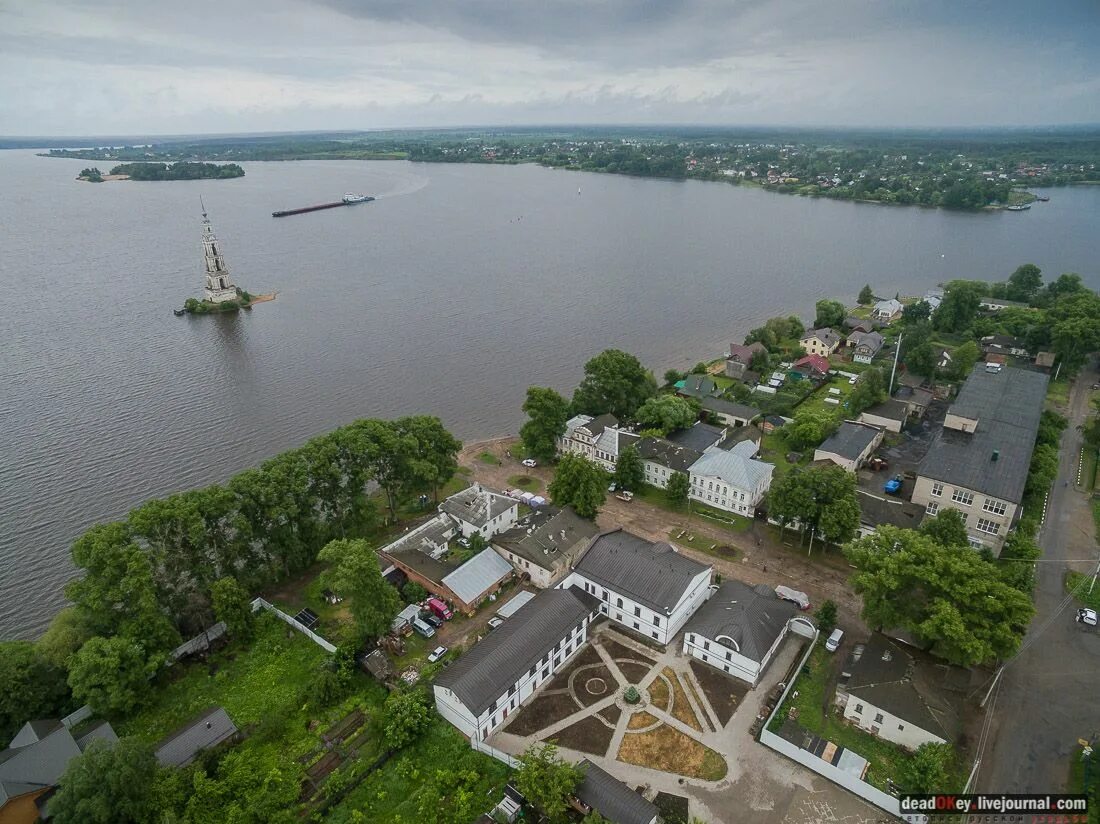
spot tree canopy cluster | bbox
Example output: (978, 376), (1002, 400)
(570, 349), (657, 419)
(548, 453), (608, 518)
(109, 162), (245, 180)
(767, 464), (861, 547)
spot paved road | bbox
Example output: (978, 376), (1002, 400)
(980, 362), (1100, 792)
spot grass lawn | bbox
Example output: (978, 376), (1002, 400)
(119, 614), (338, 743)
(477, 451), (500, 465)
(324, 719), (512, 823)
(1081, 448), (1099, 492)
(617, 723), (727, 780)
(633, 483), (752, 539)
(507, 474), (542, 492)
(772, 646), (918, 791)
(1047, 378), (1070, 410)
(1065, 571), (1100, 612)
(797, 376), (855, 417)
(761, 430), (804, 480)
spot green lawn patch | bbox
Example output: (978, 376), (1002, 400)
(1066, 571), (1100, 612)
(668, 529), (739, 561)
(634, 484), (751, 535)
(118, 614), (335, 743)
(477, 451), (500, 465)
(772, 646), (916, 791)
(1046, 378), (1070, 410)
(507, 474), (542, 492)
(797, 376), (855, 417)
(324, 719), (511, 823)
(760, 430), (802, 480)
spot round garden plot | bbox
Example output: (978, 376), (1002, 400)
(570, 663), (616, 707)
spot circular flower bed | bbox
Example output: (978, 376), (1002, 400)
(623, 685), (641, 705)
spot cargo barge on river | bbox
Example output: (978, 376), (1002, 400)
(272, 193), (374, 218)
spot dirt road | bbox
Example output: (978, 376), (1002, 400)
(459, 438), (869, 634)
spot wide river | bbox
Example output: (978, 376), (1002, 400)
(2, 150), (1098, 639)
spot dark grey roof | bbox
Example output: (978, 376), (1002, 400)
(678, 375), (718, 398)
(492, 506), (600, 573)
(638, 437), (702, 473)
(684, 580), (797, 662)
(981, 334), (1027, 351)
(848, 330), (884, 352)
(863, 399), (909, 422)
(845, 634), (960, 741)
(75, 722), (117, 752)
(895, 386), (932, 408)
(803, 327), (841, 347)
(575, 759), (659, 824)
(380, 515), (458, 582)
(438, 484), (517, 530)
(918, 366), (1048, 503)
(856, 491), (924, 530)
(816, 422), (881, 461)
(667, 421), (725, 452)
(155, 707), (238, 767)
(582, 413), (619, 438)
(434, 587), (596, 715)
(0, 724), (82, 798)
(701, 396), (760, 421)
(573, 529), (710, 614)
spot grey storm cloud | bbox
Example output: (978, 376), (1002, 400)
(0, 0), (1097, 134)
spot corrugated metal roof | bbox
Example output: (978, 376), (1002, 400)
(441, 548), (513, 605)
(689, 442), (773, 491)
(154, 707), (238, 767)
(496, 590), (536, 618)
(816, 421), (882, 462)
(575, 759), (659, 824)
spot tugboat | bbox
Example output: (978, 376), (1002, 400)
(342, 193), (374, 204)
(1035, 195), (1050, 202)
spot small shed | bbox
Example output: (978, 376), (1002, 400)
(361, 649), (395, 683)
(154, 707), (238, 767)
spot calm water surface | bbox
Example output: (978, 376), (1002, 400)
(2, 150), (1098, 639)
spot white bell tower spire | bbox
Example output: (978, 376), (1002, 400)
(201, 199), (238, 303)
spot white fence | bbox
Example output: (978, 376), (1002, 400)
(472, 738), (519, 768)
(758, 638), (904, 819)
(251, 597), (337, 653)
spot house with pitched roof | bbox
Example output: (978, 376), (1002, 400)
(491, 506), (601, 588)
(837, 634), (965, 750)
(871, 299), (903, 323)
(726, 342), (768, 380)
(0, 719), (117, 823)
(701, 396), (760, 428)
(847, 330), (884, 364)
(813, 421), (884, 472)
(799, 328), (842, 357)
(573, 759), (660, 824)
(155, 707), (238, 767)
(561, 529), (712, 645)
(638, 436), (703, 490)
(790, 354), (831, 381)
(683, 580), (813, 685)
(675, 375), (721, 400)
(433, 586), (599, 741)
(688, 441), (774, 517)
(558, 414), (639, 472)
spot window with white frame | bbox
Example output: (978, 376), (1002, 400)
(976, 518), (1001, 535)
(931, 482), (943, 497)
(926, 501), (939, 515)
(951, 488), (974, 506)
(982, 497), (1008, 516)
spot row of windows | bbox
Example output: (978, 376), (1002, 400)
(930, 481), (1006, 516)
(975, 517), (1001, 535)
(581, 581), (660, 627)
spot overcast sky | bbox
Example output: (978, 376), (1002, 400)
(1, 0), (1098, 135)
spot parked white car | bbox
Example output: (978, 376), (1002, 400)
(521, 458), (537, 468)
(825, 628), (844, 652)
(428, 645), (448, 663)
(1077, 608), (1097, 627)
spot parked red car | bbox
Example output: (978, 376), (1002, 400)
(427, 597), (453, 620)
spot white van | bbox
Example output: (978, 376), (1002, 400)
(411, 617), (436, 638)
(825, 628), (844, 652)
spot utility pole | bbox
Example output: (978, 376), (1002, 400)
(980, 665), (1004, 708)
(888, 331), (902, 395)
(1088, 555), (1100, 595)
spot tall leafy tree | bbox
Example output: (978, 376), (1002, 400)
(633, 394), (699, 434)
(0, 641), (72, 743)
(570, 349), (657, 419)
(948, 340), (980, 381)
(318, 538), (400, 643)
(897, 742), (958, 793)
(396, 415), (463, 502)
(520, 387), (570, 462)
(382, 688), (433, 750)
(844, 526), (1034, 665)
(548, 454), (607, 518)
(785, 408), (839, 451)
(814, 299), (846, 329)
(904, 342), (938, 379)
(48, 738), (160, 824)
(67, 636), (151, 716)
(1005, 263), (1042, 303)
(666, 471), (690, 505)
(614, 444), (644, 492)
(932, 284), (981, 332)
(919, 509), (970, 549)
(416, 768), (485, 824)
(901, 300), (932, 325)
(210, 576), (255, 641)
(36, 608), (93, 669)
(767, 464), (860, 546)
(183, 748), (300, 824)
(848, 367), (887, 415)
(514, 744), (583, 824)
(814, 601), (838, 637)
(858, 284), (874, 305)
(349, 418), (421, 522)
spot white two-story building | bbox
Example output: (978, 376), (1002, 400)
(559, 414), (640, 472)
(688, 441), (774, 516)
(560, 529), (712, 645)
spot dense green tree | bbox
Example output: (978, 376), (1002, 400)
(0, 641), (71, 743)
(749, 348), (771, 373)
(858, 284), (874, 305)
(402, 580), (428, 604)
(514, 744), (583, 824)
(767, 464), (860, 546)
(666, 472), (690, 505)
(548, 454), (607, 518)
(415, 768), (485, 824)
(744, 326), (777, 349)
(1043, 272), (1085, 302)
(382, 689), (433, 750)
(183, 748), (300, 824)
(848, 368), (887, 415)
(844, 527), (1034, 665)
(662, 368), (685, 386)
(395, 415), (463, 502)
(785, 408), (839, 451)
(904, 342), (938, 379)
(614, 444), (644, 492)
(933, 284), (981, 333)
(998, 528), (1042, 594)
(318, 538), (399, 642)
(633, 394), (699, 434)
(1005, 263), (1043, 303)
(948, 340), (980, 381)
(571, 349), (657, 419)
(210, 576), (254, 641)
(65, 522), (179, 666)
(36, 607), (94, 669)
(901, 300), (932, 325)
(814, 299), (846, 330)
(520, 386), (570, 462)
(898, 742), (958, 793)
(48, 738), (160, 824)
(814, 601), (838, 637)
(920, 509), (970, 549)
(68, 636), (150, 716)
